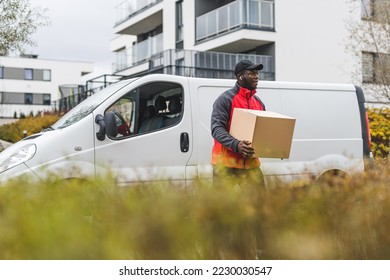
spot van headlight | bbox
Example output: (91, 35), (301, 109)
(0, 144), (37, 173)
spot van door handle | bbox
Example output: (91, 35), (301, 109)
(180, 132), (189, 153)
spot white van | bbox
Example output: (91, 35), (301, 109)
(0, 74), (372, 186)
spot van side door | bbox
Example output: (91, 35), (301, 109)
(93, 79), (192, 185)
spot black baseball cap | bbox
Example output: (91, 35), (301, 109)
(234, 60), (264, 75)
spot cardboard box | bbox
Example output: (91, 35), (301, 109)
(230, 108), (296, 159)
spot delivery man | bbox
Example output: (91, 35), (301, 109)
(211, 59), (266, 187)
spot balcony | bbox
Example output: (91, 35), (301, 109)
(114, 33), (163, 72)
(114, 49), (275, 81)
(196, 0), (275, 42)
(135, 34), (164, 63)
(115, 0), (163, 26)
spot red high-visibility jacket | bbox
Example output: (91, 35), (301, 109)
(211, 83), (265, 169)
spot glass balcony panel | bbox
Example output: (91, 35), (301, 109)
(134, 33), (163, 63)
(115, 49), (127, 72)
(230, 1), (241, 28)
(207, 13), (217, 37)
(115, 0), (162, 25)
(196, 16), (207, 40)
(261, 1), (273, 27)
(249, 0), (260, 25)
(218, 6), (229, 32)
(114, 34), (163, 71)
(153, 35), (163, 55)
(135, 40), (149, 62)
(196, 0), (274, 41)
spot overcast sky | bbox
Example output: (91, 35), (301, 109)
(27, 0), (119, 76)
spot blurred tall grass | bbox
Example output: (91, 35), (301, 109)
(1, 164), (390, 260)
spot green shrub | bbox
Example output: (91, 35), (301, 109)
(0, 114), (60, 143)
(1, 165), (390, 260)
(367, 107), (390, 158)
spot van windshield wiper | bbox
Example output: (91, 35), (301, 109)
(41, 126), (55, 132)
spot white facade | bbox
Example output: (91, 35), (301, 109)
(0, 56), (93, 118)
(190, 1), (356, 84)
(110, 0), (388, 104)
(273, 0), (357, 84)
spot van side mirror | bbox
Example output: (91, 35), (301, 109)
(95, 114), (106, 141)
(104, 111), (118, 138)
(95, 112), (118, 141)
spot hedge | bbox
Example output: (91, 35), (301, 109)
(0, 114), (60, 143)
(366, 107), (390, 158)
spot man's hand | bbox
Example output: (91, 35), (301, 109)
(237, 140), (255, 158)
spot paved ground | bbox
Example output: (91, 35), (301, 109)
(0, 118), (17, 126)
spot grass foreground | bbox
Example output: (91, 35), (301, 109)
(1, 164), (390, 260)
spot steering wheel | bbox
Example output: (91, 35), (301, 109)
(113, 111), (131, 136)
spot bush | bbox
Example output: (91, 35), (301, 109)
(1, 165), (390, 260)
(366, 107), (390, 158)
(0, 114), (60, 143)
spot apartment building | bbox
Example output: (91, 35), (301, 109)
(0, 55), (93, 118)
(111, 0), (274, 80)
(111, 0), (352, 82)
(110, 0), (361, 86)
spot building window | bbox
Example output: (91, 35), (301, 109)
(176, 0), (183, 49)
(0, 67), (3, 79)
(43, 94), (51, 105)
(25, 93), (33, 104)
(43, 70), (51, 81)
(362, 52), (390, 84)
(362, 0), (390, 22)
(24, 69), (33, 80)
(362, 52), (374, 83)
(361, 0), (372, 19)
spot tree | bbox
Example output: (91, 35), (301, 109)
(0, 0), (49, 56)
(346, 0), (390, 102)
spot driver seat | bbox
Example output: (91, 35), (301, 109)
(138, 105), (156, 133)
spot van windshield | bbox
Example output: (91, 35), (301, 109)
(52, 80), (133, 129)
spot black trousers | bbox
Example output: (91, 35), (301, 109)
(212, 166), (265, 188)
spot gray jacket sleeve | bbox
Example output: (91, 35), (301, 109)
(210, 93), (240, 153)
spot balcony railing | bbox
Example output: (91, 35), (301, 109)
(114, 33), (163, 72)
(57, 50), (274, 113)
(115, 0), (162, 25)
(115, 49), (275, 81)
(134, 33), (164, 63)
(196, 0), (275, 41)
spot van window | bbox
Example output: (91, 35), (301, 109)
(53, 80), (131, 129)
(107, 92), (136, 137)
(106, 82), (183, 139)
